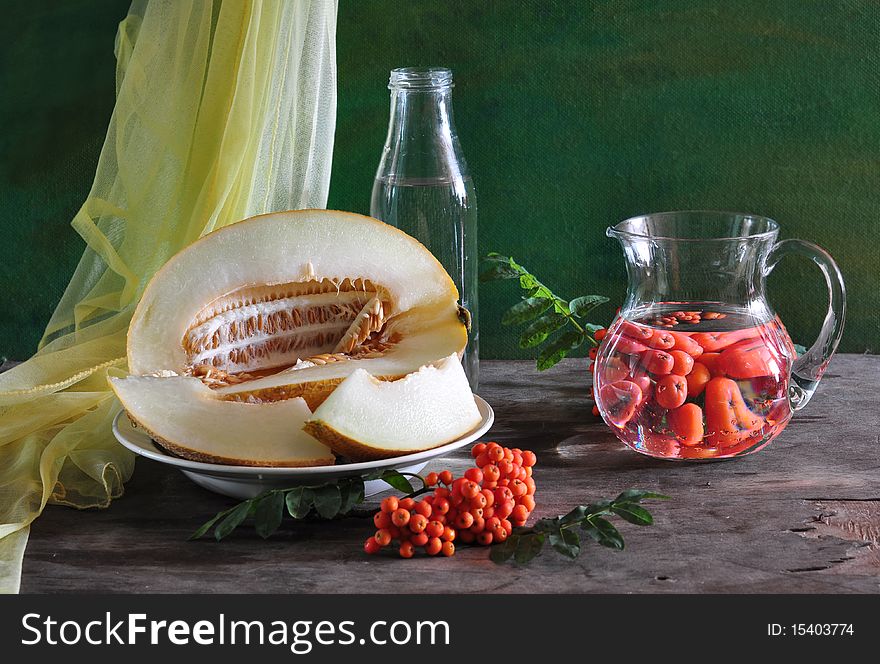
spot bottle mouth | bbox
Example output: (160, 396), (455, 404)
(389, 67), (453, 90)
(607, 210), (780, 243)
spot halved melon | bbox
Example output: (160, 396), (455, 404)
(303, 354), (482, 461)
(110, 376), (334, 467)
(127, 209), (468, 409)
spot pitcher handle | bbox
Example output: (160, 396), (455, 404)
(766, 239), (846, 411)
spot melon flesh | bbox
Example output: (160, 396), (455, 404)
(303, 354), (482, 461)
(110, 376), (334, 467)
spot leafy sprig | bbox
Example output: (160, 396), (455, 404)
(190, 469), (423, 541)
(490, 489), (668, 564)
(481, 253), (608, 370)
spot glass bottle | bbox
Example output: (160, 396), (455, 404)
(371, 67), (479, 389)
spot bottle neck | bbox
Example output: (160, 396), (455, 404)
(376, 86), (468, 182)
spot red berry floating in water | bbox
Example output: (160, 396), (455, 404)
(598, 381), (643, 427)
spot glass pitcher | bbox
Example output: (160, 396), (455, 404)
(593, 211), (845, 460)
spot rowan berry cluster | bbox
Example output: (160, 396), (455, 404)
(364, 442), (537, 558)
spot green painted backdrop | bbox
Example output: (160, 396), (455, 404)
(2, 0), (878, 361)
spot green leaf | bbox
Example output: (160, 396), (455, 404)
(549, 527), (581, 559)
(559, 505), (588, 526)
(569, 295), (609, 318)
(518, 273), (541, 291)
(611, 503), (654, 526)
(614, 489), (669, 504)
(502, 297), (553, 325)
(339, 477), (365, 515)
(285, 487), (313, 519)
(490, 534), (519, 563)
(794, 343), (807, 356)
(532, 518), (559, 534)
(585, 499), (613, 514)
(214, 501), (252, 541)
(584, 517), (625, 550)
(536, 330), (587, 370)
(480, 263), (520, 282)
(519, 313), (567, 348)
(254, 491), (285, 538)
(380, 469), (415, 494)
(190, 511), (227, 541)
(514, 532), (546, 563)
(313, 485), (343, 519)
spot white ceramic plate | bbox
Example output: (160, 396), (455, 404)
(112, 396), (494, 499)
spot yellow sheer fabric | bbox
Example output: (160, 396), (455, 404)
(0, 0), (338, 593)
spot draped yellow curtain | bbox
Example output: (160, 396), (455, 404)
(0, 0), (338, 593)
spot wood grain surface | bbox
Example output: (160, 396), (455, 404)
(19, 355), (880, 593)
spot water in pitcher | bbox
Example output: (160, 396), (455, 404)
(370, 175), (479, 386)
(593, 302), (796, 460)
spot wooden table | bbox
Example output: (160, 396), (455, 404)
(20, 355), (880, 593)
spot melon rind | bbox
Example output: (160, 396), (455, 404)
(110, 376), (334, 467)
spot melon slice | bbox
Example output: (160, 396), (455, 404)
(303, 354), (482, 461)
(127, 210), (467, 402)
(110, 376), (334, 467)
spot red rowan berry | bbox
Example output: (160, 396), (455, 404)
(511, 504), (530, 523)
(425, 537), (442, 555)
(518, 495), (536, 512)
(408, 514), (428, 534)
(464, 467), (483, 484)
(425, 520), (444, 539)
(392, 508), (411, 527)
